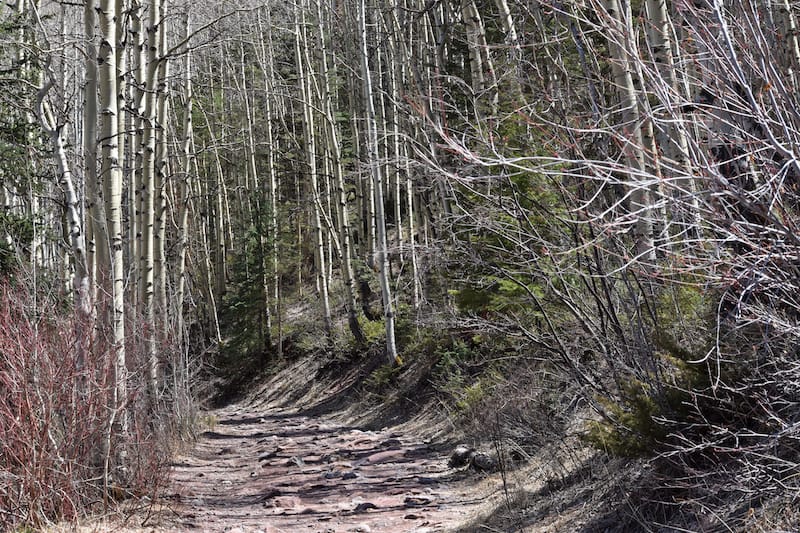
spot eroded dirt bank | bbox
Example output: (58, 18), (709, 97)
(163, 404), (492, 532)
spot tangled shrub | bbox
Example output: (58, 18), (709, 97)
(0, 282), (180, 529)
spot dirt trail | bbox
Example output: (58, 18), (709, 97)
(164, 405), (491, 532)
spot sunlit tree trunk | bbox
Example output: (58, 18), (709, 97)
(98, 0), (128, 460)
(460, 0), (497, 110)
(139, 0), (161, 391)
(602, 0), (655, 261)
(84, 0), (105, 303)
(256, 7), (282, 356)
(296, 0), (333, 337)
(176, 14), (193, 353)
(128, 0), (146, 315)
(317, 0), (366, 344)
(154, 6), (169, 337)
(360, 0), (399, 363)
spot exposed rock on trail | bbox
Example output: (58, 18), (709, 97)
(165, 405), (491, 532)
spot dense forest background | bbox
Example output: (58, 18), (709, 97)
(2, 0), (800, 529)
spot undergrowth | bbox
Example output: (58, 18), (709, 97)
(0, 279), (195, 530)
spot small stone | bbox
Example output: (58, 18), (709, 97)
(323, 471), (341, 479)
(341, 471), (359, 480)
(470, 452), (498, 472)
(354, 502), (378, 512)
(348, 524), (371, 533)
(404, 496), (432, 507)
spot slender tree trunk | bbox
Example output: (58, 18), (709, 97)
(139, 0), (161, 392)
(359, 0), (399, 364)
(176, 13), (193, 354)
(98, 0), (128, 482)
(257, 7), (282, 356)
(296, 0), (333, 337)
(603, 0), (655, 261)
(154, 7), (169, 337)
(84, 0), (105, 304)
(317, 1), (366, 344)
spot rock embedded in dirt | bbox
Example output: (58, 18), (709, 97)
(470, 451), (499, 472)
(448, 444), (499, 472)
(404, 496), (433, 507)
(448, 444), (475, 467)
(360, 449), (406, 464)
(354, 502), (379, 512)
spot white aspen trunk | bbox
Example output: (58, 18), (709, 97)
(154, 8), (169, 335)
(36, 98), (91, 322)
(237, 35), (272, 348)
(460, 0), (498, 109)
(257, 7), (282, 356)
(84, 0), (105, 302)
(296, 0), (333, 336)
(192, 142), (222, 343)
(98, 0), (128, 465)
(115, 0), (127, 240)
(388, 4), (421, 310)
(602, 0), (655, 261)
(383, 15), (404, 260)
(645, 0), (698, 237)
(779, 0), (800, 90)
(493, 0), (519, 51)
(360, 0), (399, 364)
(129, 0), (145, 316)
(317, 0), (366, 344)
(420, 2), (452, 217)
(139, 0), (160, 391)
(176, 13), (192, 351)
(194, 99), (228, 302)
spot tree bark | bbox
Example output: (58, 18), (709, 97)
(359, 0), (399, 364)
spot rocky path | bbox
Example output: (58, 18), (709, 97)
(164, 406), (488, 532)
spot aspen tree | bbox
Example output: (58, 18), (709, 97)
(387, 3), (421, 310)
(359, 0), (399, 364)
(37, 78), (90, 320)
(84, 0), (106, 300)
(316, 0), (366, 344)
(176, 12), (193, 351)
(236, 25), (272, 348)
(779, 0), (800, 90)
(255, 7), (282, 355)
(98, 0), (128, 447)
(602, 0), (655, 261)
(129, 0), (146, 314)
(296, 0), (333, 337)
(644, 0), (698, 237)
(140, 0), (161, 390)
(154, 5), (169, 335)
(460, 0), (497, 110)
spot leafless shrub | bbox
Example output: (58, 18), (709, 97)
(0, 280), (192, 530)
